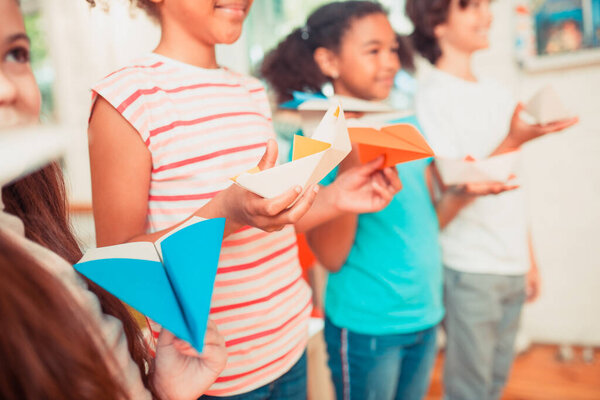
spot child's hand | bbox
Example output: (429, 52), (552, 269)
(448, 180), (520, 197)
(526, 260), (541, 303)
(153, 321), (227, 400)
(329, 156), (403, 214)
(507, 103), (579, 148)
(219, 139), (319, 232)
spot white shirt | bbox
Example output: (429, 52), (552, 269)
(416, 68), (529, 275)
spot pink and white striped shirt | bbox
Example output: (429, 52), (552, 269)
(92, 53), (311, 396)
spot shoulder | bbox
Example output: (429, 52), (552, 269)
(225, 69), (268, 100)
(91, 55), (169, 117)
(93, 54), (165, 94)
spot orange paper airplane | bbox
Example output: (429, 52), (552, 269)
(348, 123), (435, 168)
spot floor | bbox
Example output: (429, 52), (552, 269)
(425, 345), (600, 400)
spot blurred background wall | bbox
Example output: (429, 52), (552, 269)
(28, 0), (600, 346)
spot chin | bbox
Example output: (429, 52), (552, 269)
(216, 27), (244, 44)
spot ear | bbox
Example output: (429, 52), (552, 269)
(313, 47), (340, 80)
(433, 23), (446, 40)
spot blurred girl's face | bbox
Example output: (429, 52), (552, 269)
(0, 0), (40, 129)
(328, 13), (400, 101)
(158, 0), (254, 45)
(435, 0), (493, 55)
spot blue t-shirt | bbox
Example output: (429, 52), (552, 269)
(315, 115), (444, 335)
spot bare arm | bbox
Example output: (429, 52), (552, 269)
(491, 103), (578, 156)
(302, 152), (402, 271)
(428, 164), (519, 230)
(526, 232), (540, 302)
(89, 97), (318, 246)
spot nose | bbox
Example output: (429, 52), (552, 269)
(0, 70), (18, 106)
(482, 0), (493, 27)
(384, 50), (401, 73)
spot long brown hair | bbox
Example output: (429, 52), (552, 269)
(0, 230), (126, 400)
(2, 163), (156, 397)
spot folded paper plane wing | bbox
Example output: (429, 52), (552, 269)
(234, 104), (351, 198)
(348, 122), (434, 168)
(525, 85), (573, 125)
(75, 218), (225, 352)
(280, 91), (394, 136)
(435, 151), (520, 185)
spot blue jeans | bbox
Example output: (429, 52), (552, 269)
(199, 352), (306, 400)
(324, 317), (438, 400)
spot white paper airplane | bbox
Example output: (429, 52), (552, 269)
(435, 151), (521, 185)
(234, 104), (351, 199)
(525, 85), (573, 125)
(0, 125), (66, 186)
(292, 94), (394, 136)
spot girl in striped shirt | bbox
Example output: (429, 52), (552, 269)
(85, 0), (402, 398)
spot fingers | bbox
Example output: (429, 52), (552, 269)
(463, 181), (519, 196)
(157, 329), (200, 357)
(372, 172), (395, 203)
(157, 329), (175, 347)
(249, 185), (319, 232)
(252, 185), (302, 217)
(173, 339), (200, 357)
(256, 139), (279, 171)
(357, 155), (385, 176)
(266, 185), (320, 230)
(381, 166), (403, 193)
(284, 184), (319, 221)
(203, 320), (226, 352)
(539, 116), (579, 133)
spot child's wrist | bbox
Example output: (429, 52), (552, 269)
(320, 183), (346, 216)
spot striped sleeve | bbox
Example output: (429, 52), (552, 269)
(91, 57), (165, 146)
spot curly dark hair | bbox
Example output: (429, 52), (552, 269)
(405, 0), (470, 64)
(84, 0), (159, 20)
(261, 1), (413, 103)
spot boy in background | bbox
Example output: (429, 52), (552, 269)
(406, 1), (578, 399)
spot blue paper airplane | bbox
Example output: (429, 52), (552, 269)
(75, 218), (225, 352)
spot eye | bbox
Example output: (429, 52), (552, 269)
(5, 46), (30, 64)
(367, 48), (379, 55)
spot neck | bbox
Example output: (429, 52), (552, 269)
(154, 19), (218, 69)
(435, 43), (476, 82)
(332, 81), (371, 101)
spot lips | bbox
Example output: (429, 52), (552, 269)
(377, 76), (396, 87)
(214, 1), (248, 13)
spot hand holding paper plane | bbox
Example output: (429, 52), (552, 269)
(234, 104), (351, 198)
(525, 85), (573, 125)
(347, 121), (435, 168)
(435, 152), (520, 185)
(75, 218), (225, 353)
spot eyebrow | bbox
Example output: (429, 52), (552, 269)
(5, 33), (30, 45)
(361, 39), (399, 48)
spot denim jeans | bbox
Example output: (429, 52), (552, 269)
(443, 268), (526, 400)
(199, 352), (307, 400)
(324, 317), (438, 400)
